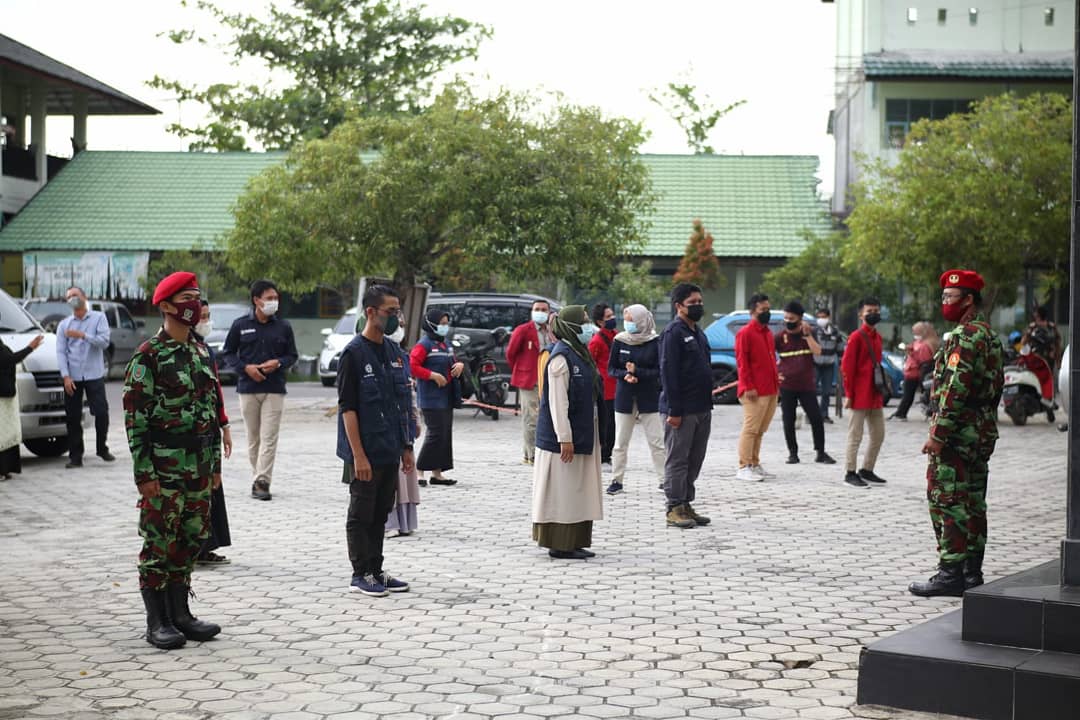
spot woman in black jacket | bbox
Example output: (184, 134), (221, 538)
(605, 305), (665, 495)
(0, 333), (44, 479)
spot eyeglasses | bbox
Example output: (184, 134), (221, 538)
(378, 307), (402, 318)
(941, 292), (965, 303)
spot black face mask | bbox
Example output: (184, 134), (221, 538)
(757, 310), (771, 324)
(785, 320), (800, 330)
(685, 305), (705, 322)
(864, 312), (881, 326)
(604, 318), (617, 331)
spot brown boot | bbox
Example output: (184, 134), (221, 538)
(666, 504), (696, 529)
(685, 503), (711, 526)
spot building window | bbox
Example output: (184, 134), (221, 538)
(884, 99), (974, 148)
(938, 8), (947, 24)
(907, 7), (918, 23)
(969, 7), (978, 25)
(1045, 7), (1055, 25)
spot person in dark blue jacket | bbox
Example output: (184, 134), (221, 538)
(409, 309), (464, 486)
(605, 304), (665, 495)
(336, 284), (415, 597)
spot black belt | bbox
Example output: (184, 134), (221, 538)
(150, 430), (219, 449)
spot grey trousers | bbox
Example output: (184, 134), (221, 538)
(662, 410), (712, 510)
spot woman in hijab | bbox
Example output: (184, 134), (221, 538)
(531, 305), (605, 559)
(605, 304), (665, 495)
(410, 308), (464, 486)
(0, 333), (44, 479)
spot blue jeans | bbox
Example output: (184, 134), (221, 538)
(815, 364), (836, 418)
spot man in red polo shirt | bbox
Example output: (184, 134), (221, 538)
(506, 299), (551, 465)
(735, 293), (780, 481)
(840, 296), (888, 488)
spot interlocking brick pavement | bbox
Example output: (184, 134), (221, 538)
(0, 383), (1067, 719)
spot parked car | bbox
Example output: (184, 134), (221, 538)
(2, 288), (87, 457)
(202, 302), (252, 385)
(704, 310), (904, 405)
(318, 307), (358, 387)
(22, 297), (147, 376)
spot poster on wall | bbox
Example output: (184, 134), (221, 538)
(23, 251), (150, 300)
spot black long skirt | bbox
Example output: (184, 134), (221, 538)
(418, 408), (454, 472)
(199, 484), (231, 554)
(0, 445), (21, 476)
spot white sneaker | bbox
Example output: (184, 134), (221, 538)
(751, 464), (773, 479)
(735, 466), (758, 482)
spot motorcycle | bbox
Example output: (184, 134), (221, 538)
(1002, 350), (1055, 426)
(451, 327), (509, 420)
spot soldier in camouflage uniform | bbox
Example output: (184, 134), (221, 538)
(124, 271), (223, 648)
(910, 269), (1004, 597)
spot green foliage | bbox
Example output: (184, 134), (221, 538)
(143, 247), (249, 302)
(648, 81), (745, 155)
(608, 261), (668, 308)
(673, 219), (722, 289)
(225, 86), (656, 294)
(847, 92), (1072, 310)
(150, 0), (489, 151)
(762, 231), (859, 315)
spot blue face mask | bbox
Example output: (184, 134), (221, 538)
(577, 323), (598, 344)
(435, 324), (450, 337)
(532, 310), (549, 324)
(624, 321), (638, 334)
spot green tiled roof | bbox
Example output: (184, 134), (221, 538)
(0, 151), (829, 259)
(641, 155), (830, 257)
(864, 50), (1073, 79)
(0, 151), (285, 251)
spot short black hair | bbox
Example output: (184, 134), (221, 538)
(249, 279), (278, 305)
(747, 293), (769, 311)
(363, 284), (398, 310)
(858, 296), (881, 310)
(783, 300), (805, 316)
(591, 303), (611, 324)
(200, 299), (209, 307)
(531, 298), (550, 311)
(1034, 305), (1051, 321)
(671, 283), (702, 306)
(815, 307), (831, 317)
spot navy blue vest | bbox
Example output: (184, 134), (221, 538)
(414, 335), (454, 410)
(610, 338), (661, 415)
(336, 337), (413, 467)
(535, 342), (596, 455)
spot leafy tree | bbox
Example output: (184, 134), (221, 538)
(648, 81), (745, 155)
(847, 92), (1071, 310)
(143, 247), (249, 301)
(225, 86), (656, 294)
(150, 0), (489, 151)
(608, 261), (668, 308)
(673, 219), (722, 289)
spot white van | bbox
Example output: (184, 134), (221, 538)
(0, 288), (86, 457)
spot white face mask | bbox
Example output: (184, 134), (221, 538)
(260, 299), (279, 316)
(532, 310), (549, 325)
(913, 334), (922, 341)
(388, 326), (405, 344)
(815, 318), (829, 328)
(195, 320), (213, 337)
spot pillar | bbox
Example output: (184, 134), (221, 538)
(734, 266), (747, 310)
(29, 83), (45, 185)
(73, 92), (87, 153)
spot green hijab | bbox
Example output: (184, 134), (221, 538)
(551, 305), (602, 399)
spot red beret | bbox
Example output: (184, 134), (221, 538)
(940, 269), (984, 292)
(152, 271), (199, 305)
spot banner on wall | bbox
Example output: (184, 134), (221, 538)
(23, 251), (150, 300)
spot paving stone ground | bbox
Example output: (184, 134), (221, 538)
(0, 382), (1067, 720)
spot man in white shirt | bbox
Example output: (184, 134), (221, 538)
(56, 286), (114, 468)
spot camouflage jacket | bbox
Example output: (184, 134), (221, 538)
(929, 313), (1004, 446)
(123, 329), (221, 486)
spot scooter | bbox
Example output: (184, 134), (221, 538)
(1002, 350), (1055, 426)
(452, 327), (509, 420)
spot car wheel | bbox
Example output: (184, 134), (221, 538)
(321, 376), (336, 387)
(24, 436), (70, 457)
(105, 346), (115, 378)
(712, 366), (738, 405)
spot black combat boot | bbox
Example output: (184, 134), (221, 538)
(140, 588), (186, 650)
(908, 561), (965, 597)
(964, 552), (985, 590)
(166, 584), (221, 641)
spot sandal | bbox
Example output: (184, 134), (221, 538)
(196, 552), (231, 565)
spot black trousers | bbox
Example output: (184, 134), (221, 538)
(344, 462), (398, 577)
(894, 378), (920, 419)
(199, 484), (231, 555)
(600, 399), (616, 463)
(64, 377), (109, 461)
(417, 408), (454, 472)
(780, 389), (825, 457)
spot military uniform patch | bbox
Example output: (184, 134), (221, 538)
(948, 352), (961, 368)
(132, 364), (146, 382)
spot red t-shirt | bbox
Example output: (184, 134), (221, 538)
(775, 330), (816, 392)
(588, 328), (617, 400)
(735, 320), (780, 397)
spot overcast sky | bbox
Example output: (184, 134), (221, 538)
(1, 0), (838, 189)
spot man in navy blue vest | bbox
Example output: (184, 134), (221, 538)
(336, 284), (415, 597)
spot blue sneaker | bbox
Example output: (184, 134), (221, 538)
(349, 574), (388, 597)
(606, 481), (623, 495)
(379, 572), (410, 593)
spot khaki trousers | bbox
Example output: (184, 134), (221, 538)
(520, 387), (539, 462)
(611, 402), (666, 484)
(845, 408), (885, 472)
(239, 392), (285, 488)
(738, 393), (778, 467)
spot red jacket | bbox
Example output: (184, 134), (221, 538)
(735, 320), (779, 397)
(841, 324), (884, 410)
(588, 328), (617, 400)
(506, 321), (541, 389)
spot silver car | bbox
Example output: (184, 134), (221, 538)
(22, 298), (147, 376)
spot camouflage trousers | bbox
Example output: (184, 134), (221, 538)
(137, 444), (214, 590)
(926, 441), (994, 564)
